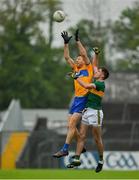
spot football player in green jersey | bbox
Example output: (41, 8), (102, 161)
(67, 67), (109, 173)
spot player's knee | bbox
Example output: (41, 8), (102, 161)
(68, 123), (76, 130)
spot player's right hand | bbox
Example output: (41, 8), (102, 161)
(61, 31), (72, 44)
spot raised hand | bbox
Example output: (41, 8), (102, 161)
(61, 31), (72, 44)
(93, 47), (100, 55)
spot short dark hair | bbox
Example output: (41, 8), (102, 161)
(100, 67), (109, 80)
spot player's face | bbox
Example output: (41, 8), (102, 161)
(94, 68), (104, 79)
(75, 56), (85, 68)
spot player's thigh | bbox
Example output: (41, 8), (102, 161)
(68, 113), (82, 128)
(67, 114), (72, 123)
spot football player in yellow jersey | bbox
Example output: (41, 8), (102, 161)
(53, 29), (99, 158)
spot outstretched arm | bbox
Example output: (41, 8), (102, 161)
(76, 78), (96, 89)
(75, 29), (90, 65)
(61, 31), (74, 68)
(64, 43), (75, 68)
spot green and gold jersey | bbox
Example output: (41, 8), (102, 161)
(86, 79), (105, 110)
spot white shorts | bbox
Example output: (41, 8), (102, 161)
(82, 107), (104, 126)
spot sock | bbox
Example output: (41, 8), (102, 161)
(61, 143), (69, 152)
(74, 155), (80, 160)
(99, 155), (103, 161)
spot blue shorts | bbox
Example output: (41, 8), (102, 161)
(69, 96), (88, 114)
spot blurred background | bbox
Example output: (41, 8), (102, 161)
(0, 0), (139, 170)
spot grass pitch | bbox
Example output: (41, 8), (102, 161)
(0, 169), (139, 179)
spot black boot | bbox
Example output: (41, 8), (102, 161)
(95, 160), (104, 173)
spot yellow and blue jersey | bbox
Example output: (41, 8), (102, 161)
(69, 63), (93, 114)
(73, 63), (93, 97)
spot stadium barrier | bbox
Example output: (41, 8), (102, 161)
(0, 128), (139, 170)
(0, 99), (139, 169)
(62, 151), (139, 170)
